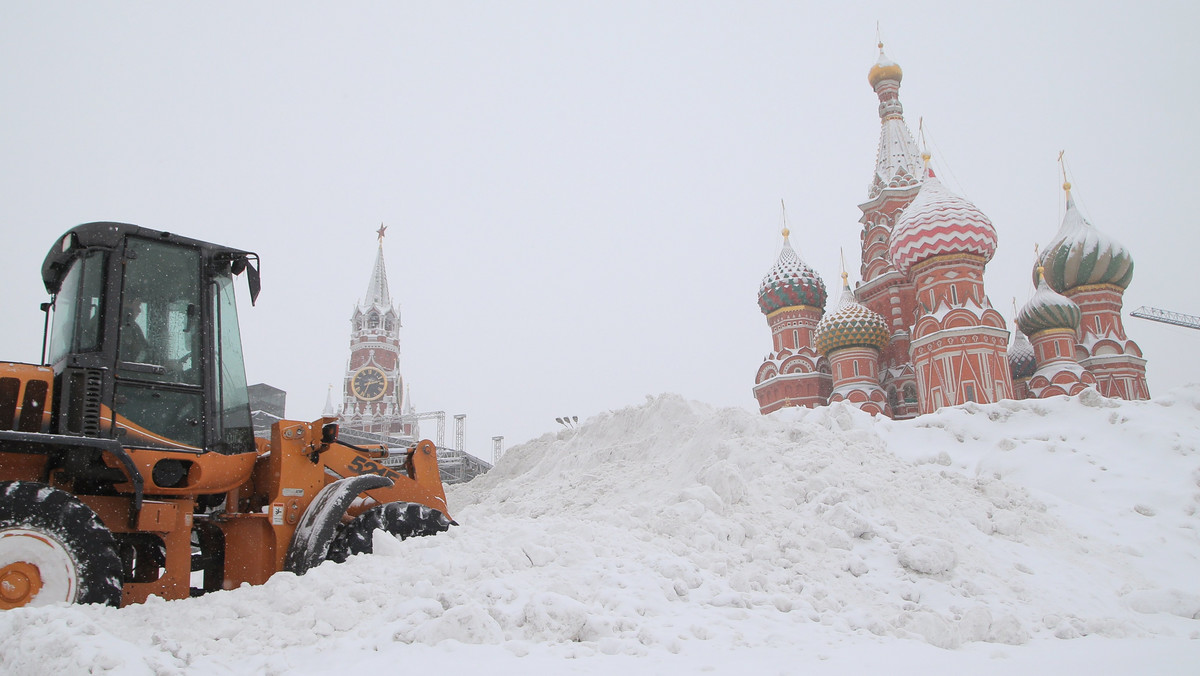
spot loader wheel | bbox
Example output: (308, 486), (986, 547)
(325, 502), (451, 564)
(0, 481), (123, 609)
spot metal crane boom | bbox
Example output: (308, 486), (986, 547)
(1130, 306), (1200, 331)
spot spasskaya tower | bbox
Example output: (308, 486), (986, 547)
(338, 225), (415, 440)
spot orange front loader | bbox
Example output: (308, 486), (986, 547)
(0, 223), (453, 609)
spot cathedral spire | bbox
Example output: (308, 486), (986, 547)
(363, 224), (393, 309)
(867, 40), (924, 198)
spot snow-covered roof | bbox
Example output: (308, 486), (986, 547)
(360, 242), (394, 311)
(814, 281), (889, 354)
(1036, 192), (1134, 292)
(1017, 275), (1081, 335)
(1008, 327), (1036, 379)
(758, 233), (827, 313)
(890, 176), (998, 276)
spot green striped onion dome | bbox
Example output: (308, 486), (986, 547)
(1017, 275), (1082, 336)
(759, 237), (827, 314)
(1008, 327), (1036, 379)
(814, 284), (890, 355)
(1034, 194), (1133, 291)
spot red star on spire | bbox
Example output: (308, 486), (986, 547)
(376, 223), (387, 242)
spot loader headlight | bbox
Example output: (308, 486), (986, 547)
(152, 459), (189, 488)
(321, 423), (339, 444)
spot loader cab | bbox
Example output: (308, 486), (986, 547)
(42, 223), (261, 455)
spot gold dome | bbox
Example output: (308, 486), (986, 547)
(868, 42), (903, 88)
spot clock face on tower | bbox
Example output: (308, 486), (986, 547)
(351, 366), (388, 401)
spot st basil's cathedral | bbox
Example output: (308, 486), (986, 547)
(753, 44), (1150, 418)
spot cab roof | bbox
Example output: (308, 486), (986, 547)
(42, 222), (258, 297)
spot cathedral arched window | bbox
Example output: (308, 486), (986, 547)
(385, 316), (394, 332)
(355, 317), (363, 331)
(368, 313), (379, 329)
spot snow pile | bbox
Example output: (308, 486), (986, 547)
(2, 388), (1199, 673)
(448, 388), (1200, 649)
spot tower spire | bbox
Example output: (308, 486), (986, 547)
(867, 39), (923, 198)
(363, 225), (392, 309)
(322, 384), (336, 417)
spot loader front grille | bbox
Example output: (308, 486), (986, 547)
(0, 374), (52, 433)
(65, 368), (103, 436)
(0, 378), (19, 429)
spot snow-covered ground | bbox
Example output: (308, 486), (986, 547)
(3, 387), (1199, 674)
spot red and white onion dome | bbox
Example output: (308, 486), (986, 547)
(889, 176), (998, 277)
(758, 231), (828, 314)
(814, 280), (890, 356)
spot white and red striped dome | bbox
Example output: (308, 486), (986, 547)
(889, 176), (998, 277)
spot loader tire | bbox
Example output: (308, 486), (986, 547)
(325, 502), (451, 564)
(0, 481), (123, 609)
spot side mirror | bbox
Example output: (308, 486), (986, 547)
(245, 259), (261, 306)
(229, 254), (262, 306)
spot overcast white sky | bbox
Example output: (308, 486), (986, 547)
(2, 2), (1197, 460)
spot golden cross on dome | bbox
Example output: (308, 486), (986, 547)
(376, 223), (387, 242)
(1057, 150), (1071, 195)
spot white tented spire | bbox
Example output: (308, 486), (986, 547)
(867, 43), (924, 198)
(322, 384), (337, 417)
(362, 224), (393, 310)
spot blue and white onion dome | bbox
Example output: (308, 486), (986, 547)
(1008, 328), (1036, 379)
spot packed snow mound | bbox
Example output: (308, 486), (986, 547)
(2, 388), (1199, 673)
(452, 388), (1200, 649)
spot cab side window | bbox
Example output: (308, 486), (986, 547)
(114, 239), (204, 450)
(118, 240), (201, 386)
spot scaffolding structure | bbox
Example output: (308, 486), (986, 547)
(398, 410), (447, 447)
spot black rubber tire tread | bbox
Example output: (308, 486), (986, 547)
(325, 502), (450, 564)
(0, 481), (123, 607)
